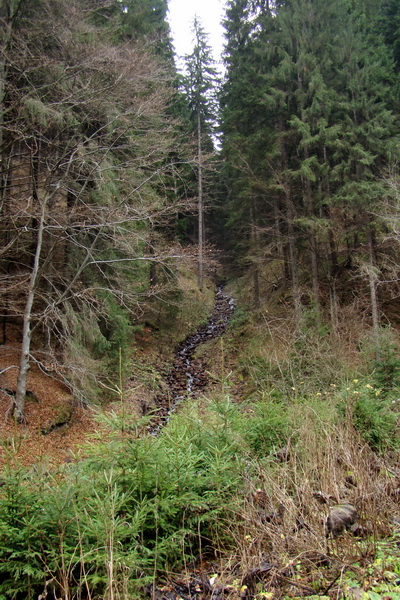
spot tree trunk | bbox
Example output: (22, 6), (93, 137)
(14, 198), (46, 422)
(0, 146), (13, 344)
(279, 119), (301, 322)
(367, 225), (380, 338)
(148, 234), (157, 288)
(303, 148), (320, 313)
(0, 2), (11, 157)
(309, 227), (320, 310)
(285, 185), (302, 322)
(329, 280), (339, 336)
(0, 0), (11, 211)
(1, 2), (19, 344)
(250, 203), (260, 309)
(197, 110), (204, 291)
(273, 196), (283, 258)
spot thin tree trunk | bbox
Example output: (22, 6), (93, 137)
(1, 3), (23, 343)
(328, 228), (338, 274)
(329, 281), (339, 335)
(273, 196), (283, 258)
(197, 110), (204, 291)
(0, 1), (12, 215)
(250, 203), (260, 309)
(322, 147), (339, 332)
(14, 198), (46, 422)
(367, 225), (380, 338)
(283, 242), (290, 280)
(0, 2), (11, 158)
(309, 226), (320, 310)
(148, 234), (157, 288)
(303, 149), (320, 313)
(279, 119), (301, 322)
(285, 185), (302, 322)
(1, 146), (12, 344)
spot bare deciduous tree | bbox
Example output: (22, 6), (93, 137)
(0, 0), (192, 420)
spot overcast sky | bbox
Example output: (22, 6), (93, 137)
(167, 0), (227, 71)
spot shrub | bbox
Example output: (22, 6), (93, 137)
(340, 381), (400, 452)
(361, 327), (400, 392)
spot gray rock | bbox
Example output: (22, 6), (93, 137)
(325, 502), (357, 538)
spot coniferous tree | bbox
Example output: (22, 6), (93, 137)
(115, 0), (174, 58)
(381, 0), (400, 72)
(181, 16), (219, 290)
(0, 0), (185, 419)
(221, 0), (399, 328)
(221, 0), (282, 308)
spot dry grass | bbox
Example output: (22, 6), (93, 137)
(207, 407), (399, 598)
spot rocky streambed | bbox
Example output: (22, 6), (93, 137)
(148, 286), (236, 434)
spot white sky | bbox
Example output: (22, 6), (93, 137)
(167, 0), (227, 71)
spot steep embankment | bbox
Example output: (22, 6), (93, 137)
(0, 283), (236, 464)
(0, 276), (400, 600)
(0, 341), (96, 465)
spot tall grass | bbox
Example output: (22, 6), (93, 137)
(0, 382), (398, 599)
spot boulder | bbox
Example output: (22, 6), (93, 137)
(325, 502), (357, 538)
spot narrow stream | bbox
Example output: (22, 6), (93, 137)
(148, 285), (236, 435)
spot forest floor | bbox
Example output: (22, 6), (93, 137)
(1, 286), (399, 600)
(0, 286), (235, 467)
(0, 341), (96, 467)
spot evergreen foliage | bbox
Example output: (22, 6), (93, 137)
(1, 1), (400, 597)
(0, 0), (192, 410)
(221, 0), (400, 326)
(181, 16), (219, 143)
(180, 17), (220, 289)
(0, 382), (398, 597)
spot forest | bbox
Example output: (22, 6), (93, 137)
(0, 0), (399, 599)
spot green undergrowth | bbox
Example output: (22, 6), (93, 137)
(0, 381), (399, 599)
(149, 271), (216, 359)
(284, 533), (400, 600)
(1, 281), (400, 599)
(0, 397), (251, 598)
(60, 267), (215, 405)
(222, 285), (400, 454)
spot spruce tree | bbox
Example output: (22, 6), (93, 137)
(381, 0), (400, 72)
(0, 0), (184, 419)
(221, 0), (399, 326)
(181, 16), (219, 290)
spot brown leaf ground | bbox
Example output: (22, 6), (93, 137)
(0, 343), (97, 467)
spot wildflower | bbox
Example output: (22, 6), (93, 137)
(346, 387), (351, 391)
(365, 384), (373, 389)
(316, 392), (322, 396)
(353, 379), (359, 383)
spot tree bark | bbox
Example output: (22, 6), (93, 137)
(14, 197), (46, 422)
(273, 196), (283, 258)
(279, 119), (301, 322)
(367, 225), (380, 338)
(148, 234), (157, 288)
(0, 2), (11, 157)
(0, 1), (12, 214)
(197, 110), (204, 291)
(303, 148), (320, 314)
(250, 203), (260, 309)
(329, 280), (339, 335)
